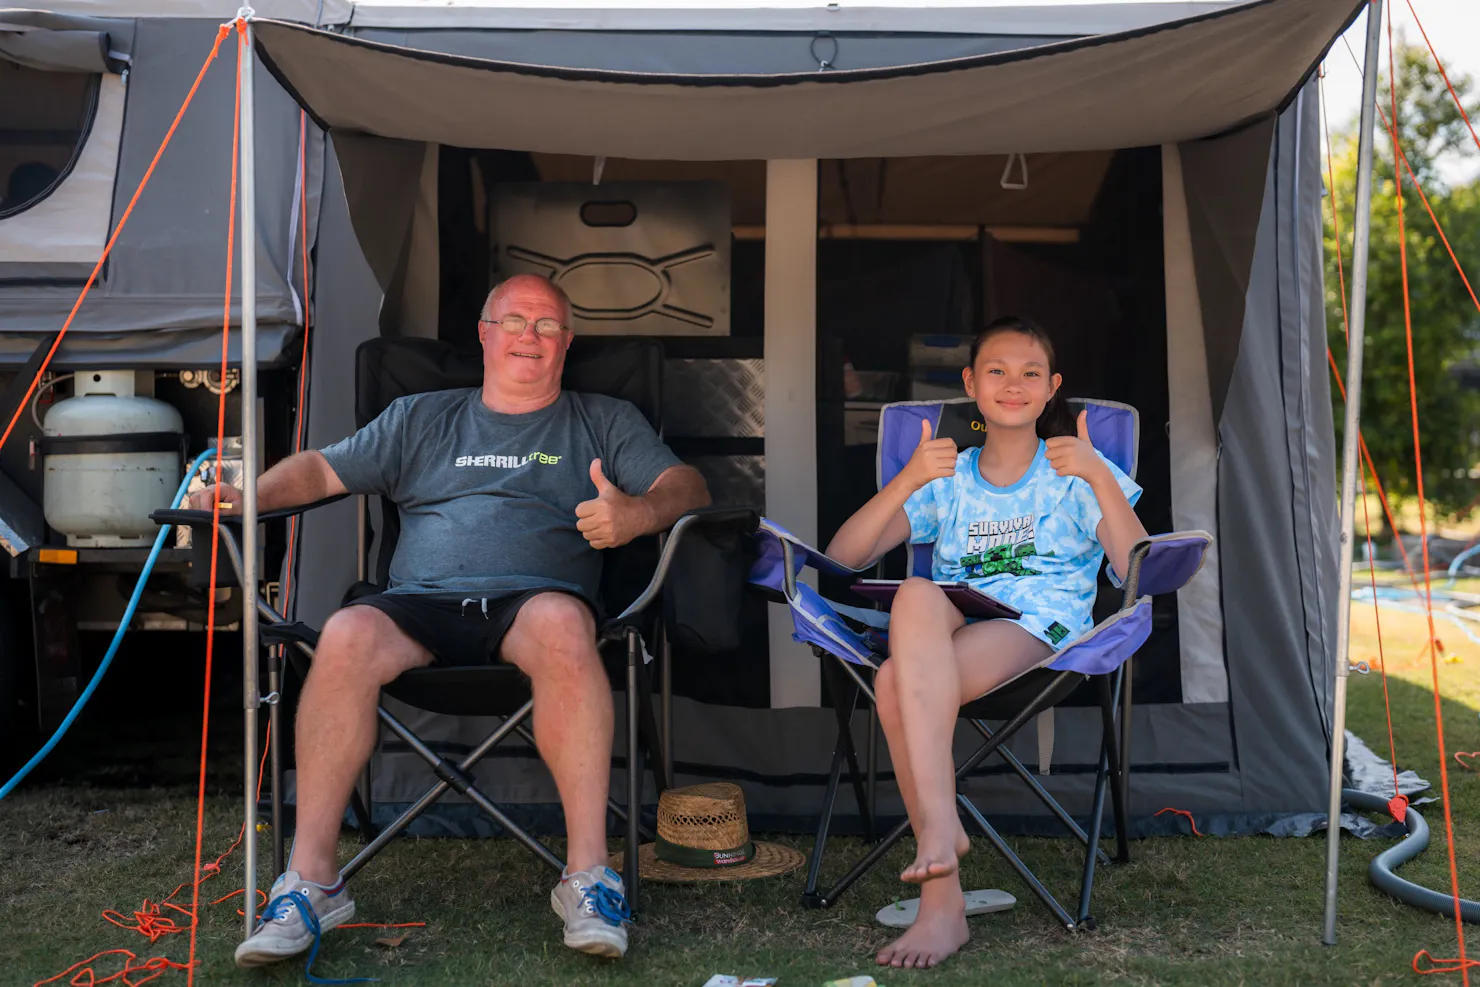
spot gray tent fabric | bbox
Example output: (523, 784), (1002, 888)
(288, 136), (381, 630)
(1180, 113), (1277, 425)
(263, 10), (1347, 832)
(0, 323), (299, 366)
(0, 27), (124, 72)
(0, 2), (1350, 833)
(1218, 82), (1338, 812)
(0, 8), (135, 59)
(253, 0), (1361, 160)
(350, 28), (1069, 76)
(330, 132), (425, 294)
(344, 3), (1240, 35)
(0, 18), (307, 363)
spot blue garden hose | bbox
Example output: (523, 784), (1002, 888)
(0, 447), (219, 801)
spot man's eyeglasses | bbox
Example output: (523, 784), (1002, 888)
(480, 315), (568, 339)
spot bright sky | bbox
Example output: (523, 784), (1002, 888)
(1320, 0), (1480, 185)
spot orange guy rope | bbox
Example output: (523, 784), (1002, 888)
(186, 20), (245, 987)
(1402, 0), (1480, 157)
(1385, 2), (1468, 977)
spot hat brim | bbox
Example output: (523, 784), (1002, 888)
(608, 840), (805, 883)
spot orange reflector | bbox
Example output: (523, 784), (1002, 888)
(37, 548), (78, 564)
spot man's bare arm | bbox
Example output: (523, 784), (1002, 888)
(187, 450), (348, 514)
(634, 464), (711, 536)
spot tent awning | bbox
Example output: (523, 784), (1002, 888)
(0, 9), (134, 71)
(252, 0), (1360, 160)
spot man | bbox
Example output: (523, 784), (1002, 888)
(194, 274), (709, 966)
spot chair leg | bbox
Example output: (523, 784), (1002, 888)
(813, 672), (1074, 909)
(965, 718), (1110, 867)
(624, 629), (643, 914)
(660, 623), (674, 788)
(1076, 745), (1111, 930)
(341, 701), (564, 882)
(1118, 660), (1134, 859)
(268, 645), (285, 878)
(958, 795), (1077, 930)
(821, 657), (874, 843)
(801, 732), (850, 906)
(865, 690), (880, 841)
(1077, 672), (1126, 928)
(635, 650), (670, 793)
(1104, 668), (1130, 864)
(814, 815), (914, 909)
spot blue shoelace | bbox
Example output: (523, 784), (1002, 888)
(583, 882), (632, 926)
(259, 888), (375, 986)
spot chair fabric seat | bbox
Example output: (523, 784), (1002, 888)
(382, 665), (532, 718)
(959, 667), (1086, 722)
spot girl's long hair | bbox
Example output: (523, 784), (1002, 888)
(967, 316), (1077, 440)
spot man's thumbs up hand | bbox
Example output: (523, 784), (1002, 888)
(1047, 408), (1110, 482)
(577, 458), (642, 549)
(589, 458), (617, 495)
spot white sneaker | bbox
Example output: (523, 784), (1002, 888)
(550, 866), (631, 958)
(233, 870), (356, 968)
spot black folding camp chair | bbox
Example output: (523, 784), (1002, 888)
(155, 335), (757, 913)
(749, 396), (1212, 930)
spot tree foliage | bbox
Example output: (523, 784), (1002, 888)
(1325, 41), (1480, 518)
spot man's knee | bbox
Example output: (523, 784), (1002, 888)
(503, 593), (599, 680)
(314, 605), (423, 686)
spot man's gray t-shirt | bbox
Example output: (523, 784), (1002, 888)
(320, 389), (682, 602)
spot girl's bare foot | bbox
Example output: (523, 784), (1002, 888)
(900, 821), (971, 884)
(875, 902), (970, 969)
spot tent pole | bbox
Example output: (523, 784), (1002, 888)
(239, 9), (262, 943)
(1322, 0), (1384, 946)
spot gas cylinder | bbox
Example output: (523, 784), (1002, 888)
(42, 370), (183, 547)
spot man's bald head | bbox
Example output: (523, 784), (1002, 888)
(482, 274), (573, 326)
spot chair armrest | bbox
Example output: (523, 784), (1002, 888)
(150, 494), (349, 529)
(150, 495), (351, 592)
(1120, 530), (1214, 601)
(749, 516), (871, 599)
(606, 505), (760, 626)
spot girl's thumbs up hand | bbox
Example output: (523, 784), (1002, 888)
(1045, 410), (1110, 483)
(901, 418), (958, 492)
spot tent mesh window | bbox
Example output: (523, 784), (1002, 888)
(0, 58), (97, 219)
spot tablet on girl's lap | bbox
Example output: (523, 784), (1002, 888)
(850, 579), (1023, 620)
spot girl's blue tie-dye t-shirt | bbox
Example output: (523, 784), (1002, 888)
(902, 441), (1141, 649)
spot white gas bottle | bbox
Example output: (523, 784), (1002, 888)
(43, 370), (184, 547)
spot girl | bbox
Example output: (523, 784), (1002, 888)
(826, 316), (1147, 970)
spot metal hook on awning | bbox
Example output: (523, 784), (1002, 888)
(1001, 153), (1029, 191)
(811, 32), (838, 71)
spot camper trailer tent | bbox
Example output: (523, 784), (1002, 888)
(0, 0), (1358, 836)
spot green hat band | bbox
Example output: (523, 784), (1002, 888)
(654, 835), (756, 869)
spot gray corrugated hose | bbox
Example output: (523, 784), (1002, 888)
(1343, 788), (1479, 923)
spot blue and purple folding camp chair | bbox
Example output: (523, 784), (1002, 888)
(749, 396), (1212, 931)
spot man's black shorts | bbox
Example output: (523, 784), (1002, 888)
(346, 590), (597, 667)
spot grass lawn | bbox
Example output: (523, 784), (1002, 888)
(2, 604), (1477, 987)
